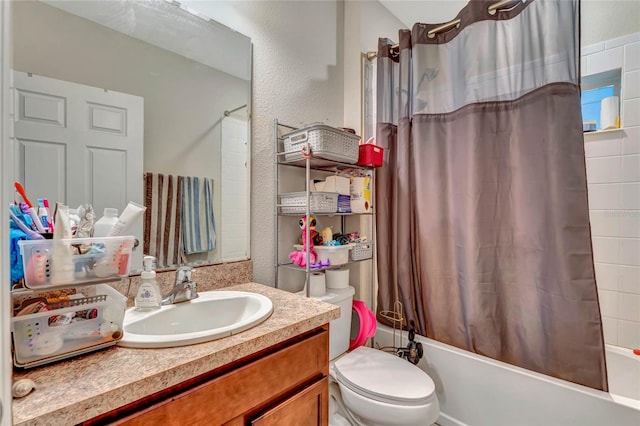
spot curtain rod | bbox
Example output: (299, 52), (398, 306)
(365, 44), (397, 61)
(365, 0), (526, 59)
(224, 104), (247, 116)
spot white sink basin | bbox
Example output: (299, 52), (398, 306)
(117, 291), (273, 348)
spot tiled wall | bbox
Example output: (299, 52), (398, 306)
(583, 32), (640, 349)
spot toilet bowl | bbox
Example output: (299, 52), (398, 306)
(317, 287), (440, 426)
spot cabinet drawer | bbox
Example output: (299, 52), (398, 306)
(117, 329), (329, 425)
(251, 377), (328, 426)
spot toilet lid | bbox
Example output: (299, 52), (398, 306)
(334, 346), (436, 406)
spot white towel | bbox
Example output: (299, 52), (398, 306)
(143, 173), (184, 267)
(182, 176), (216, 255)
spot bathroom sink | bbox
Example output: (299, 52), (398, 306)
(117, 291), (273, 348)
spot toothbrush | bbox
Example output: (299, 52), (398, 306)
(43, 198), (54, 233)
(9, 209), (44, 239)
(20, 201), (46, 233)
(14, 182), (33, 208)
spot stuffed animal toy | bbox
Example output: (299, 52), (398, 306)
(290, 215), (318, 267)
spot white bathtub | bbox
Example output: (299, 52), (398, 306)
(606, 344), (640, 408)
(375, 324), (640, 426)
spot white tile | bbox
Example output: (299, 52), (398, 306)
(622, 155), (640, 182)
(582, 42), (605, 56)
(584, 135), (622, 158)
(625, 42), (640, 72)
(619, 210), (640, 238)
(588, 184), (622, 210)
(605, 33), (640, 50)
(618, 320), (640, 349)
(618, 292), (640, 322)
(588, 184), (621, 209)
(595, 263), (619, 291)
(623, 98), (640, 127)
(622, 126), (640, 154)
(586, 47), (624, 76)
(602, 317), (618, 345)
(589, 210), (620, 237)
(621, 183), (640, 209)
(623, 70), (640, 100)
(619, 265), (640, 294)
(592, 237), (620, 264)
(619, 238), (640, 266)
(598, 290), (619, 317)
(586, 157), (622, 183)
(581, 59), (587, 78)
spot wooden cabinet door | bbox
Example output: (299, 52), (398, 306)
(251, 378), (328, 426)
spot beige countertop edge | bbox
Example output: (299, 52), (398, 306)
(12, 282), (340, 426)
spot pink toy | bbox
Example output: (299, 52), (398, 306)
(290, 216), (318, 267)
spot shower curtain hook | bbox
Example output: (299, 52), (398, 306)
(488, 0), (527, 16)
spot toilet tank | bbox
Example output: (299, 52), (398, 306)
(315, 286), (355, 360)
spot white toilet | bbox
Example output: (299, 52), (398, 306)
(316, 287), (440, 426)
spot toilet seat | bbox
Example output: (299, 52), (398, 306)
(334, 346), (436, 406)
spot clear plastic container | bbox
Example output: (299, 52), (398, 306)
(18, 236), (135, 289)
(93, 208), (119, 238)
(11, 284), (126, 368)
(293, 243), (353, 266)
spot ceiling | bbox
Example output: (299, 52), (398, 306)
(379, 1), (468, 28)
(43, 0), (251, 81)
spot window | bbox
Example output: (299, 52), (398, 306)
(581, 85), (615, 129)
(580, 69), (621, 130)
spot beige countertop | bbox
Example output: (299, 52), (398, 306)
(12, 282), (340, 426)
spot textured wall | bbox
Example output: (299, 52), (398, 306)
(581, 0), (640, 46)
(191, 1), (346, 285)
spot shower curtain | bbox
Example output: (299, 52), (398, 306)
(375, 0), (608, 390)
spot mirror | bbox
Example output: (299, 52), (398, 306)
(10, 0), (251, 272)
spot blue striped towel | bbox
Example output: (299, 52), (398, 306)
(181, 177), (216, 255)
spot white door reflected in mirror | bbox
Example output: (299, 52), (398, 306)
(11, 0), (251, 271)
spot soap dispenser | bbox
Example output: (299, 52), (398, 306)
(135, 255), (161, 311)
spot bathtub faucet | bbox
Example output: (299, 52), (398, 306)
(396, 321), (423, 365)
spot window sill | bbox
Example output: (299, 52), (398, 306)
(583, 128), (625, 136)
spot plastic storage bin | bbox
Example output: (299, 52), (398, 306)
(280, 192), (338, 214)
(18, 236), (135, 289)
(351, 241), (374, 261)
(283, 124), (360, 164)
(357, 143), (384, 167)
(293, 244), (352, 266)
(11, 284), (126, 368)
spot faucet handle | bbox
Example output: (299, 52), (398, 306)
(175, 266), (193, 284)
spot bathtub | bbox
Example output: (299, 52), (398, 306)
(375, 324), (640, 426)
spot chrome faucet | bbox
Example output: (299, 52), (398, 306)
(161, 266), (199, 305)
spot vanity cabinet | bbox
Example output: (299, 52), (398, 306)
(83, 326), (329, 426)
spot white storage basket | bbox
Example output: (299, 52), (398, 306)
(283, 124), (360, 164)
(293, 244), (353, 266)
(351, 241), (374, 261)
(11, 284), (126, 368)
(280, 191), (338, 214)
(18, 236), (135, 289)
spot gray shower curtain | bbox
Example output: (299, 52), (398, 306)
(375, 0), (608, 391)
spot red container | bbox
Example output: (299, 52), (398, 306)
(357, 144), (384, 167)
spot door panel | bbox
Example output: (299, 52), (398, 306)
(17, 89), (66, 126)
(17, 137), (66, 204)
